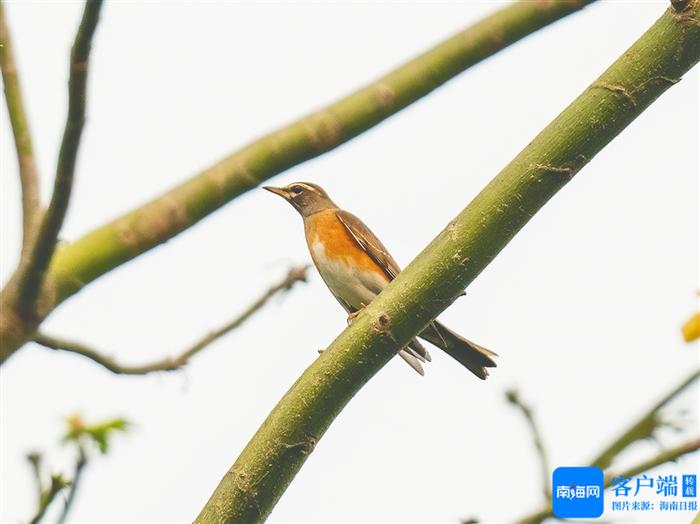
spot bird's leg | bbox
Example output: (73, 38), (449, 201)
(346, 305), (366, 325)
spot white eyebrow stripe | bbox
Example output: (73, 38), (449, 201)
(294, 183), (318, 193)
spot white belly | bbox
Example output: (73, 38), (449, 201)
(310, 238), (388, 312)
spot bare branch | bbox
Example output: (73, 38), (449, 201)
(26, 452), (43, 507)
(0, 0), (41, 251)
(506, 389), (551, 499)
(515, 369), (699, 524)
(33, 266), (308, 374)
(28, 473), (69, 524)
(14, 0), (103, 317)
(606, 437), (700, 483)
(56, 446), (86, 524)
(518, 437), (700, 524)
(589, 369), (699, 470)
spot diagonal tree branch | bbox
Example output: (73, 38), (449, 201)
(506, 389), (551, 499)
(45, 0), (597, 303)
(26, 452), (44, 509)
(11, 0), (103, 319)
(195, 3), (700, 522)
(606, 437), (700, 483)
(28, 472), (69, 524)
(589, 369), (699, 470)
(0, 0), (598, 363)
(32, 266), (308, 374)
(518, 437), (700, 524)
(515, 322), (698, 524)
(0, 0), (41, 252)
(56, 446), (86, 524)
(0, 0), (102, 363)
(512, 369), (699, 524)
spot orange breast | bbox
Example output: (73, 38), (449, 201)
(304, 209), (385, 274)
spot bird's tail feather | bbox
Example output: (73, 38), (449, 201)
(406, 338), (431, 362)
(418, 320), (497, 380)
(398, 349), (425, 375)
(398, 338), (432, 375)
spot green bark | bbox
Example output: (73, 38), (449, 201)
(14, 0), (103, 316)
(0, 0), (41, 249)
(196, 3), (700, 522)
(0, 0), (596, 362)
(0, 0), (103, 362)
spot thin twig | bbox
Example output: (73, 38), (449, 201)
(589, 369), (699, 469)
(33, 266), (308, 374)
(57, 446), (86, 524)
(515, 368), (700, 524)
(0, 0), (41, 252)
(605, 437), (700, 483)
(26, 452), (43, 507)
(28, 474), (68, 524)
(517, 437), (700, 524)
(506, 389), (551, 499)
(14, 0), (103, 317)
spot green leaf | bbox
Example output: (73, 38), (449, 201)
(63, 415), (129, 454)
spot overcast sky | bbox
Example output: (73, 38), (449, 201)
(1, 1), (698, 523)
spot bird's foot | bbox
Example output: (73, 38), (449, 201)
(346, 307), (366, 325)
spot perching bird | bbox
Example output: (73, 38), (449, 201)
(264, 182), (497, 379)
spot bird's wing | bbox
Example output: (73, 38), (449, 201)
(337, 210), (435, 367)
(335, 210), (401, 281)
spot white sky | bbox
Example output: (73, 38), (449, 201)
(1, 1), (698, 523)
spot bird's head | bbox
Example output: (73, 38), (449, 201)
(263, 182), (337, 217)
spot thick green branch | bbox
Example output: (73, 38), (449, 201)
(32, 266), (308, 374)
(47, 0), (596, 303)
(0, 0), (596, 363)
(0, 0), (41, 252)
(196, 3), (700, 522)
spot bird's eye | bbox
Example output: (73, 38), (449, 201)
(290, 186), (303, 195)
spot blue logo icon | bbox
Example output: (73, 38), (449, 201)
(552, 466), (604, 518)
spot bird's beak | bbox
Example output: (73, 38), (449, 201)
(263, 186), (290, 200)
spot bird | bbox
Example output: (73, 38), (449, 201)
(264, 182), (497, 379)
